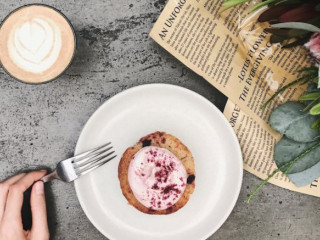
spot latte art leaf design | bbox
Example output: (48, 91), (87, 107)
(8, 17), (62, 73)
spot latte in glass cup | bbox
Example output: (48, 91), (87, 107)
(0, 4), (76, 84)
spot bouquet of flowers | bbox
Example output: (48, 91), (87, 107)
(222, 0), (320, 202)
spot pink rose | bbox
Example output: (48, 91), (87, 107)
(305, 33), (320, 62)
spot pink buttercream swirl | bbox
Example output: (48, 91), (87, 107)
(128, 146), (187, 210)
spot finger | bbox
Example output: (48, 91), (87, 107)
(0, 173), (26, 222)
(3, 171), (46, 222)
(30, 181), (49, 240)
(0, 173), (26, 185)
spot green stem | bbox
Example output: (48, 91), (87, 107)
(246, 168), (281, 203)
(246, 140), (320, 203)
(249, 0), (278, 12)
(222, 0), (251, 7)
(220, 0), (251, 13)
(261, 74), (316, 109)
(303, 96), (320, 111)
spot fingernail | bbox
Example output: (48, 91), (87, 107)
(35, 181), (44, 195)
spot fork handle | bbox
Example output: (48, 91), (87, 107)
(41, 170), (60, 183)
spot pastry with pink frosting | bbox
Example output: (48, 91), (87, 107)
(118, 132), (195, 214)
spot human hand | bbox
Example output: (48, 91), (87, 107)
(0, 171), (49, 240)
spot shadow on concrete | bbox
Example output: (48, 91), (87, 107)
(45, 182), (58, 239)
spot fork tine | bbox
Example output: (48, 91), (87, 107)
(76, 154), (117, 176)
(74, 146), (113, 165)
(73, 142), (111, 163)
(74, 148), (114, 168)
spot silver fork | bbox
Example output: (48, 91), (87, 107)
(41, 142), (116, 183)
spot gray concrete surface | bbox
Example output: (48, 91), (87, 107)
(0, 0), (319, 239)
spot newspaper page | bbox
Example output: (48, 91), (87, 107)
(150, 0), (309, 124)
(149, 0), (320, 196)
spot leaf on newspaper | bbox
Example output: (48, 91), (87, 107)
(269, 102), (320, 142)
(274, 137), (320, 186)
(269, 102), (304, 132)
(310, 103), (320, 115)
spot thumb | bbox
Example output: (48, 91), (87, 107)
(30, 181), (49, 240)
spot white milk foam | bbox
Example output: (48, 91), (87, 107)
(8, 17), (62, 73)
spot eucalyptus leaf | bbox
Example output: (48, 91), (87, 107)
(269, 102), (304, 133)
(271, 22), (320, 33)
(274, 137), (320, 174)
(270, 102), (320, 142)
(285, 115), (320, 142)
(289, 164), (320, 187)
(248, 137), (320, 202)
(274, 137), (320, 186)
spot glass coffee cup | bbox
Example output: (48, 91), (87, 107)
(0, 4), (76, 84)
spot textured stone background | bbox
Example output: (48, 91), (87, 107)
(0, 0), (320, 239)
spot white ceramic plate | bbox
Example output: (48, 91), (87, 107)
(74, 84), (243, 240)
